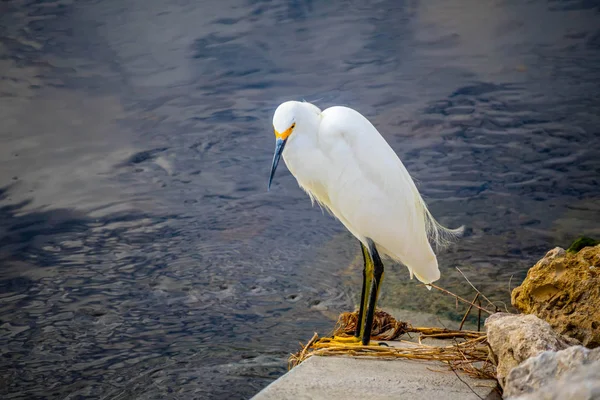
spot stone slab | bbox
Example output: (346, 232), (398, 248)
(253, 343), (500, 400)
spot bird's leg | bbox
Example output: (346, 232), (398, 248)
(361, 239), (384, 345)
(314, 240), (386, 349)
(313, 242), (373, 349)
(355, 241), (372, 339)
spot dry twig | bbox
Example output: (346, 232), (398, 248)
(428, 283), (493, 315)
(455, 267), (498, 311)
(459, 293), (480, 330)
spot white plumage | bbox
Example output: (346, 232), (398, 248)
(269, 100), (462, 285)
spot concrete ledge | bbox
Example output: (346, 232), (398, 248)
(253, 347), (500, 400)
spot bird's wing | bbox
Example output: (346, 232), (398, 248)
(318, 106), (426, 241)
(318, 106), (459, 283)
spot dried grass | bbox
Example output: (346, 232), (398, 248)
(289, 277), (505, 383)
(289, 310), (497, 380)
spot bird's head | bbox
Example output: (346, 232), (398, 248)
(268, 101), (320, 190)
(272, 101), (299, 143)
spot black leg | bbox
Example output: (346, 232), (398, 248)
(355, 242), (372, 338)
(361, 239), (384, 345)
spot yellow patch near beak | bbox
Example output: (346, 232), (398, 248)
(274, 123), (295, 140)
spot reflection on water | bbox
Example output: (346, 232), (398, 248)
(1, 0), (599, 398)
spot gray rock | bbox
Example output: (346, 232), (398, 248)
(506, 346), (600, 399)
(485, 313), (578, 387)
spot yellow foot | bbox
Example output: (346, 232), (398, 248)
(312, 335), (384, 349)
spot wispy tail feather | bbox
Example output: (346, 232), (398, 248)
(419, 198), (464, 250)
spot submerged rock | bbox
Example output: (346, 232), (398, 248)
(505, 346), (600, 399)
(567, 236), (600, 253)
(485, 313), (577, 387)
(511, 245), (600, 348)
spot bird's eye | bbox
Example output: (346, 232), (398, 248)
(291, 123), (296, 129)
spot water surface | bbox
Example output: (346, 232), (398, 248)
(1, 0), (599, 398)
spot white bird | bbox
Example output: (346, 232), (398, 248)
(268, 101), (463, 345)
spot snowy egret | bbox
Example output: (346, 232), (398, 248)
(268, 101), (463, 345)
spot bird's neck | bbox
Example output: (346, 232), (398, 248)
(283, 120), (323, 182)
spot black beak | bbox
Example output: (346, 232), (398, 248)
(268, 138), (286, 191)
